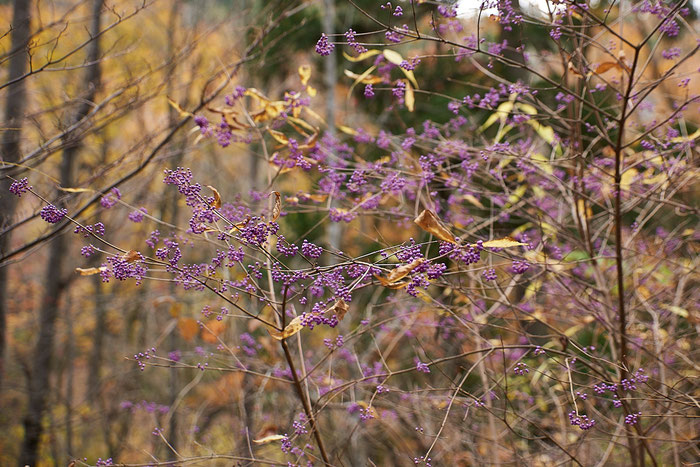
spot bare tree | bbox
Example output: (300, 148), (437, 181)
(19, 1), (103, 464)
(0, 0), (32, 391)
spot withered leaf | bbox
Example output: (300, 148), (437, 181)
(206, 185), (222, 209)
(386, 258), (425, 283)
(121, 250), (141, 263)
(414, 209), (456, 243)
(75, 267), (106, 276)
(594, 62), (621, 74)
(268, 315), (304, 340)
(324, 299), (349, 323)
(267, 129), (289, 145)
(271, 191), (281, 221)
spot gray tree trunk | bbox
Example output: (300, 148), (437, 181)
(19, 1), (103, 464)
(0, 0), (32, 392)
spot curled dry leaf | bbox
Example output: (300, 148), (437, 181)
(271, 191), (281, 221)
(324, 299), (349, 323)
(121, 250), (141, 263)
(206, 185), (222, 209)
(253, 434), (287, 445)
(387, 258), (425, 283)
(75, 267), (107, 276)
(480, 238), (528, 248)
(267, 128), (289, 145)
(414, 209), (456, 243)
(268, 315), (303, 340)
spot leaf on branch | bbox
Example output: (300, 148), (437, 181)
(388, 258), (426, 283)
(405, 79), (415, 112)
(298, 64), (312, 86)
(178, 318), (199, 342)
(480, 238), (528, 248)
(75, 267), (107, 276)
(324, 299), (349, 323)
(121, 250), (141, 263)
(271, 191), (281, 221)
(268, 315), (304, 340)
(343, 49), (381, 62)
(337, 125), (357, 136)
(593, 61), (626, 74)
(414, 209), (456, 243)
(206, 185), (222, 209)
(382, 49), (418, 88)
(167, 96), (193, 118)
(59, 186), (93, 193)
(267, 129), (289, 145)
(253, 434), (287, 445)
(343, 69), (384, 85)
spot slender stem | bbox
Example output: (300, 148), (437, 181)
(280, 339), (332, 465)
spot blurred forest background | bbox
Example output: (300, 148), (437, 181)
(0, 0), (698, 466)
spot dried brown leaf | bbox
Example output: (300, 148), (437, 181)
(414, 209), (456, 243)
(387, 258), (425, 283)
(268, 315), (304, 340)
(271, 191), (281, 221)
(121, 250), (141, 263)
(206, 185), (222, 209)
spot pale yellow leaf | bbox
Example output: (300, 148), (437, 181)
(267, 129), (289, 145)
(271, 191), (281, 221)
(75, 267), (106, 276)
(405, 79), (415, 112)
(481, 238), (528, 248)
(343, 49), (382, 62)
(298, 65), (312, 86)
(253, 434), (286, 445)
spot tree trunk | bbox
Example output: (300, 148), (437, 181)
(0, 0), (32, 392)
(19, 1), (103, 464)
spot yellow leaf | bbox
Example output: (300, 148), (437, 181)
(481, 238), (528, 248)
(343, 69), (384, 85)
(178, 318), (199, 342)
(405, 79), (415, 112)
(337, 125), (357, 136)
(382, 49), (418, 88)
(268, 315), (304, 340)
(206, 185), (222, 209)
(75, 267), (106, 276)
(298, 64), (312, 86)
(463, 194), (484, 209)
(167, 96), (193, 118)
(59, 187), (93, 193)
(306, 85), (317, 97)
(414, 209), (456, 243)
(662, 305), (688, 318)
(343, 49), (382, 62)
(267, 129), (289, 145)
(253, 434), (286, 445)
